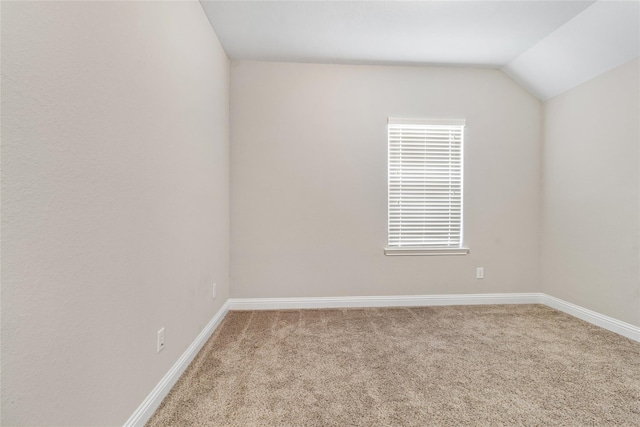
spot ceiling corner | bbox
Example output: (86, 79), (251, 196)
(502, 1), (640, 102)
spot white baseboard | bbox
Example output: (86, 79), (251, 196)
(228, 293), (544, 310)
(123, 301), (230, 427)
(541, 294), (640, 342)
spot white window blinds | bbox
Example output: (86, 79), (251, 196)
(388, 118), (465, 249)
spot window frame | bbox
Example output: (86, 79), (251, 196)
(384, 118), (469, 256)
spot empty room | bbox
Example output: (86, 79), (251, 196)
(2, 0), (640, 426)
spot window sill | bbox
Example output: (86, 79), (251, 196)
(384, 247), (470, 256)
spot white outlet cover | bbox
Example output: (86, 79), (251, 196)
(212, 282), (217, 299)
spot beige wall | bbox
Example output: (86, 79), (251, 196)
(1, 2), (229, 425)
(541, 59), (640, 327)
(230, 61), (542, 298)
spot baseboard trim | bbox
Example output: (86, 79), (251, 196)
(228, 293), (544, 311)
(123, 301), (230, 427)
(541, 294), (640, 342)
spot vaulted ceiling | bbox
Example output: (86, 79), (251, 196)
(201, 1), (640, 100)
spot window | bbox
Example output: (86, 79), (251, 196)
(385, 118), (469, 256)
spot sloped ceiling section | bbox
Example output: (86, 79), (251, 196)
(503, 1), (640, 101)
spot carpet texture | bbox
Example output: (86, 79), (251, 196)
(146, 305), (640, 426)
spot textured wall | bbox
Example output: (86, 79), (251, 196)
(542, 59), (640, 327)
(1, 2), (229, 425)
(230, 61), (542, 299)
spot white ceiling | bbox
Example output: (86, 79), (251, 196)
(201, 1), (593, 67)
(201, 1), (639, 100)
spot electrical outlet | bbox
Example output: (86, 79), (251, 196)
(157, 328), (165, 353)
(476, 267), (484, 279)
(212, 282), (217, 299)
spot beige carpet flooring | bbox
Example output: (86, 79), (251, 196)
(146, 305), (640, 426)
